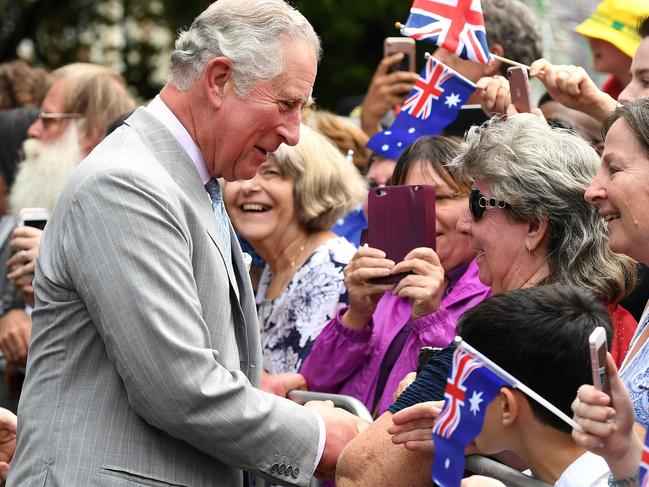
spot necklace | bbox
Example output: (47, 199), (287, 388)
(289, 239), (309, 270)
(267, 234), (311, 299)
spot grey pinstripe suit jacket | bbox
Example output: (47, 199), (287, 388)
(7, 108), (320, 487)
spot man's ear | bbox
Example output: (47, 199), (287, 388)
(79, 127), (103, 156)
(485, 43), (505, 76)
(525, 218), (550, 255)
(499, 387), (520, 426)
(203, 57), (233, 110)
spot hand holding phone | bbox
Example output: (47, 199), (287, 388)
(507, 66), (534, 113)
(589, 326), (610, 396)
(384, 37), (416, 73)
(367, 185), (436, 284)
(18, 207), (49, 230)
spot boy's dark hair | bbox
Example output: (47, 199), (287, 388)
(456, 284), (612, 433)
(638, 16), (649, 38)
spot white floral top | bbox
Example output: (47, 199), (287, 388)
(257, 236), (355, 373)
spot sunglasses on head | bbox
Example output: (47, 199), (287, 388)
(469, 188), (511, 221)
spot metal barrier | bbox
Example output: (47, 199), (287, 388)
(465, 455), (552, 486)
(257, 391), (552, 487)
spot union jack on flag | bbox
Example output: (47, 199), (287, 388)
(366, 56), (475, 161)
(401, 0), (492, 65)
(402, 57), (454, 120)
(640, 435), (649, 487)
(431, 345), (511, 487)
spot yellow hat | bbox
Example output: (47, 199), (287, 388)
(575, 0), (649, 58)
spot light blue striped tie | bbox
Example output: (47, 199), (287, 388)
(205, 179), (232, 269)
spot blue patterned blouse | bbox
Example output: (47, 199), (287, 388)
(257, 236), (355, 373)
(620, 310), (649, 428)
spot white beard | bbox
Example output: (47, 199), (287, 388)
(9, 123), (85, 218)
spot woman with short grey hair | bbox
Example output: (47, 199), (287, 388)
(452, 114), (636, 364)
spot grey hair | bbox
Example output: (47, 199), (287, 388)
(169, 0), (321, 96)
(482, 0), (543, 75)
(452, 114), (636, 303)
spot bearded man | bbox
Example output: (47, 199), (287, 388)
(0, 64), (135, 393)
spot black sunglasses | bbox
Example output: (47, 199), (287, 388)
(469, 188), (511, 221)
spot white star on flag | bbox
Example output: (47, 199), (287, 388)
(469, 390), (484, 415)
(444, 92), (461, 108)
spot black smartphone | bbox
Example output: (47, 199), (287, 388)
(417, 347), (443, 374)
(19, 208), (49, 230)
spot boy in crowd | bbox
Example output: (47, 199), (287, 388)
(458, 284), (613, 486)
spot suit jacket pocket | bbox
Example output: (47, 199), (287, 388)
(97, 466), (189, 487)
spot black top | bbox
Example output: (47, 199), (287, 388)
(388, 342), (456, 414)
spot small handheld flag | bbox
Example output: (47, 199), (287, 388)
(431, 344), (510, 486)
(401, 0), (492, 65)
(367, 55), (475, 160)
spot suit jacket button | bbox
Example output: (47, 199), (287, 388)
(292, 467), (299, 478)
(277, 464), (285, 475)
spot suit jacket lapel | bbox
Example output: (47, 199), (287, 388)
(124, 108), (241, 300)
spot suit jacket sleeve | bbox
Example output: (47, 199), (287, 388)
(59, 164), (321, 485)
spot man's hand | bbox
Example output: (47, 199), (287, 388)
(0, 408), (17, 481)
(530, 59), (616, 122)
(259, 372), (307, 398)
(7, 226), (43, 307)
(305, 400), (370, 479)
(0, 309), (32, 364)
(387, 401), (444, 453)
(393, 371), (417, 402)
(360, 53), (419, 137)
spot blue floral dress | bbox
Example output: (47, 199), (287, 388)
(257, 236), (355, 373)
(620, 310), (649, 428)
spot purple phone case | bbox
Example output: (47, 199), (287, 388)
(367, 185), (436, 284)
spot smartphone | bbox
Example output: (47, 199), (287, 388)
(507, 66), (534, 113)
(589, 326), (610, 395)
(417, 346), (443, 374)
(19, 207), (49, 230)
(367, 184), (436, 284)
(384, 37), (416, 73)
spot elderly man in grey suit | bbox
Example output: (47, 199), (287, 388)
(6, 1), (367, 486)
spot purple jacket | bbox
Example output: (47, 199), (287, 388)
(300, 259), (490, 416)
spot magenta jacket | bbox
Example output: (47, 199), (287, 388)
(300, 259), (490, 416)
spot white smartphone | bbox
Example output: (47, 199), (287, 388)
(507, 66), (534, 113)
(589, 326), (610, 395)
(19, 207), (49, 230)
(384, 37), (416, 73)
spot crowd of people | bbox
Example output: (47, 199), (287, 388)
(0, 0), (648, 485)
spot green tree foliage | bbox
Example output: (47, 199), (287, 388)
(0, 0), (414, 112)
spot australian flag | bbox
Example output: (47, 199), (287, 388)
(431, 346), (510, 487)
(367, 56), (475, 160)
(640, 436), (649, 487)
(401, 0), (492, 65)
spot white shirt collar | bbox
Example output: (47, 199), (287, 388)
(145, 95), (211, 185)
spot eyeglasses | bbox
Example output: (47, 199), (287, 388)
(38, 112), (83, 129)
(469, 188), (511, 221)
